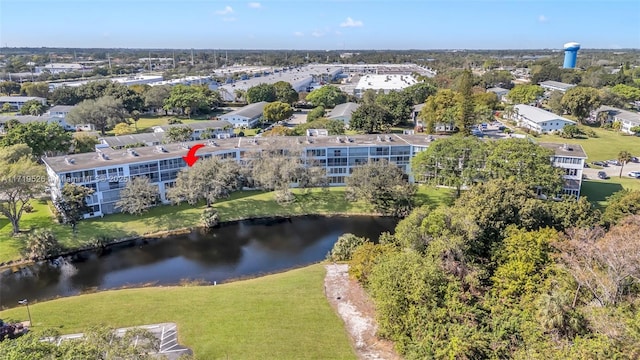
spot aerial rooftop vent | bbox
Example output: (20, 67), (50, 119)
(347, 137), (354, 143)
(562, 143), (573, 151)
(155, 145), (168, 153)
(207, 139), (218, 147)
(99, 152), (110, 160)
(127, 148), (139, 157)
(180, 143), (191, 150)
(336, 137), (343, 143)
(306, 137), (313, 144)
(386, 135), (393, 142)
(64, 157), (75, 165)
(376, 135), (382, 142)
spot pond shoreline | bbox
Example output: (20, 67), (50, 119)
(0, 212), (382, 271)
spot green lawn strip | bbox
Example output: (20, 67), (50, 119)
(533, 126), (640, 162)
(0, 186), (451, 264)
(0, 264), (356, 360)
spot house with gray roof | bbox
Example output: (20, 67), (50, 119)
(486, 87), (510, 102)
(539, 81), (576, 93)
(48, 105), (76, 119)
(592, 105), (640, 134)
(512, 104), (576, 134)
(327, 102), (360, 127)
(152, 120), (234, 140)
(0, 96), (47, 110)
(0, 115), (75, 134)
(217, 102), (268, 128)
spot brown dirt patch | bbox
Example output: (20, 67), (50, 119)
(324, 264), (402, 360)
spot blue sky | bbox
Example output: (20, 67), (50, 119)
(1, 0), (639, 49)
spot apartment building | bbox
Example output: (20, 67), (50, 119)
(42, 135), (586, 218)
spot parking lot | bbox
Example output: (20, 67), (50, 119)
(583, 160), (640, 180)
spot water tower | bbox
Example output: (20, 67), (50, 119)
(563, 42), (581, 69)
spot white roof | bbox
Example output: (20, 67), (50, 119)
(514, 104), (576, 124)
(539, 81), (576, 91)
(355, 74), (417, 91)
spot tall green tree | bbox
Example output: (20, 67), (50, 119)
(419, 89), (460, 134)
(456, 69), (475, 135)
(349, 103), (393, 133)
(1, 122), (72, 158)
(0, 80), (21, 95)
(561, 86), (601, 123)
(0, 146), (46, 235)
(246, 83), (277, 103)
(144, 85), (171, 113)
(20, 82), (49, 98)
(293, 118), (344, 135)
(610, 84), (640, 103)
(305, 85), (347, 108)
(66, 96), (128, 135)
(163, 126), (193, 143)
(116, 177), (158, 215)
(401, 81), (437, 105)
(71, 134), (99, 154)
(168, 157), (241, 207)
(375, 90), (413, 126)
(602, 190), (640, 226)
(162, 84), (213, 117)
(485, 138), (564, 194)
(263, 101), (293, 123)
(346, 159), (417, 217)
(507, 84), (544, 104)
(411, 136), (487, 197)
(547, 90), (565, 115)
(273, 81), (299, 104)
(50, 86), (81, 105)
(55, 183), (95, 233)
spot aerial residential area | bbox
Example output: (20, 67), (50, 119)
(1, 0), (639, 359)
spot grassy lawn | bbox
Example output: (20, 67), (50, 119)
(0, 186), (451, 264)
(0, 264), (356, 360)
(534, 126), (640, 162)
(581, 178), (640, 209)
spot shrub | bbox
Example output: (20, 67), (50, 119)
(327, 233), (369, 262)
(167, 118), (183, 125)
(25, 229), (61, 260)
(349, 242), (395, 286)
(201, 208), (220, 228)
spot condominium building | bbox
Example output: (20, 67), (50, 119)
(42, 135), (586, 218)
(512, 104), (576, 133)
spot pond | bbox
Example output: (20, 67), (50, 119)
(0, 216), (396, 309)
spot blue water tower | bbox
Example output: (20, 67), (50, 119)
(563, 42), (581, 69)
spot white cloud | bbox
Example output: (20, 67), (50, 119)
(340, 17), (363, 28)
(223, 17), (236, 22)
(538, 15), (548, 23)
(216, 6), (233, 15)
(248, 2), (261, 9)
(311, 31), (324, 38)
(293, 31), (304, 37)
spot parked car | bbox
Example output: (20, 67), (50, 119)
(597, 171), (609, 180)
(606, 159), (621, 166)
(628, 171), (640, 178)
(631, 157), (639, 163)
(592, 161), (608, 167)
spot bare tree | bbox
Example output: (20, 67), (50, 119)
(556, 216), (640, 306)
(168, 157), (241, 207)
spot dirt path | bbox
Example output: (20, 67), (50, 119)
(324, 264), (402, 360)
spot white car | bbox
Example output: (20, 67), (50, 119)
(628, 171), (640, 178)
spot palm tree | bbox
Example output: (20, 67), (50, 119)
(618, 150), (632, 178)
(234, 89), (246, 103)
(596, 110), (610, 128)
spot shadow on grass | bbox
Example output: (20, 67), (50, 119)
(581, 181), (624, 208)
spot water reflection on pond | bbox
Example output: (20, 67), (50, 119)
(1, 216), (396, 309)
